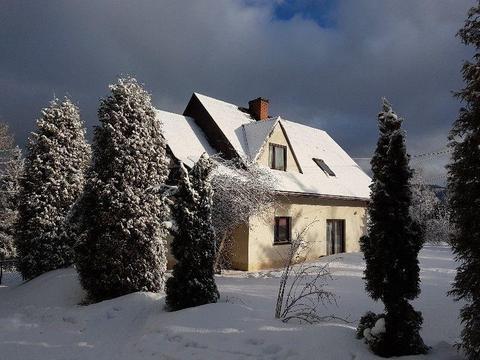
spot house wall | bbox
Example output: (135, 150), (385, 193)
(229, 222), (250, 270)
(256, 124), (301, 173)
(230, 196), (367, 271)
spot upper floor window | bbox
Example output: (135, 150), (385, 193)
(269, 144), (287, 171)
(313, 158), (336, 176)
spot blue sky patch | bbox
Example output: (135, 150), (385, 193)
(272, 0), (337, 28)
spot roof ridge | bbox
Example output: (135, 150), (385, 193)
(279, 117), (327, 134)
(193, 92), (242, 109)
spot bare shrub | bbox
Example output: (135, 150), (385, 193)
(410, 171), (452, 245)
(210, 157), (278, 270)
(274, 222), (338, 324)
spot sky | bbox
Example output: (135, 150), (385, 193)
(0, 0), (476, 183)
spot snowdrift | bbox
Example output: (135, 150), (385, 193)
(0, 246), (464, 359)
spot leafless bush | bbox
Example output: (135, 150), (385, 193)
(275, 221), (338, 324)
(0, 123), (23, 260)
(210, 157), (278, 270)
(410, 171), (452, 245)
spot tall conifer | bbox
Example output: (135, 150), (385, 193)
(74, 77), (170, 302)
(448, 3), (480, 358)
(16, 98), (90, 279)
(166, 154), (219, 311)
(358, 99), (427, 357)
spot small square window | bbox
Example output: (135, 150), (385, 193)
(274, 216), (291, 244)
(269, 144), (287, 171)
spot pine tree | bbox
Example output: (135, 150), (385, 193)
(357, 99), (427, 357)
(16, 98), (90, 280)
(447, 4), (480, 358)
(166, 154), (219, 311)
(0, 122), (24, 261)
(73, 77), (170, 302)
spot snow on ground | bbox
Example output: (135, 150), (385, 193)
(0, 245), (464, 360)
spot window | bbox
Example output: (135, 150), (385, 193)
(269, 144), (287, 171)
(326, 219), (345, 255)
(313, 158), (335, 176)
(274, 217), (291, 244)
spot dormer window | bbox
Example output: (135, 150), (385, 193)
(269, 144), (287, 171)
(313, 158), (335, 176)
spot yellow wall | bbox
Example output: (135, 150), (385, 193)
(229, 196), (367, 271)
(229, 222), (250, 270)
(256, 123), (301, 173)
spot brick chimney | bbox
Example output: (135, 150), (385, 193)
(248, 97), (269, 121)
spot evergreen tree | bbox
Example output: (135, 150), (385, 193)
(166, 154), (219, 311)
(74, 77), (170, 302)
(16, 98), (90, 280)
(0, 122), (24, 261)
(357, 99), (427, 357)
(447, 3), (480, 358)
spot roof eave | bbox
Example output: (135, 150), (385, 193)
(275, 190), (370, 202)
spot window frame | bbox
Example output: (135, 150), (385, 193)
(326, 219), (345, 255)
(269, 143), (287, 171)
(274, 216), (292, 245)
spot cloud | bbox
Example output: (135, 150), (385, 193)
(0, 0), (475, 184)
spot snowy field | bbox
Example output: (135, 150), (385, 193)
(0, 245), (463, 360)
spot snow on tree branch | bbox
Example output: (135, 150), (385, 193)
(209, 156), (279, 270)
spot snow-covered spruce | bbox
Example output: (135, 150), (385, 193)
(0, 123), (23, 260)
(358, 99), (427, 357)
(73, 77), (170, 303)
(15, 98), (90, 280)
(448, 4), (480, 359)
(166, 154), (219, 311)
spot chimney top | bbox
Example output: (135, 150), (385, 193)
(248, 97), (269, 121)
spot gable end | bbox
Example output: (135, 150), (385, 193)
(183, 94), (239, 160)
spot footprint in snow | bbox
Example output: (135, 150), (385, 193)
(262, 344), (282, 355)
(245, 338), (265, 346)
(184, 340), (208, 349)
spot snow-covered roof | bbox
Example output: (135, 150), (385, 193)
(274, 119), (371, 199)
(156, 109), (215, 168)
(193, 93), (255, 159)
(157, 93), (371, 200)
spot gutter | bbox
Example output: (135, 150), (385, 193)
(274, 190), (370, 202)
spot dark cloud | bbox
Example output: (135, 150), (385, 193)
(0, 0), (475, 183)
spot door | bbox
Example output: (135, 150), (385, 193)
(326, 220), (345, 255)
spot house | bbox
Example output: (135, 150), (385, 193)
(158, 93), (371, 271)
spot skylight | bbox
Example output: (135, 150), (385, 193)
(313, 158), (335, 176)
